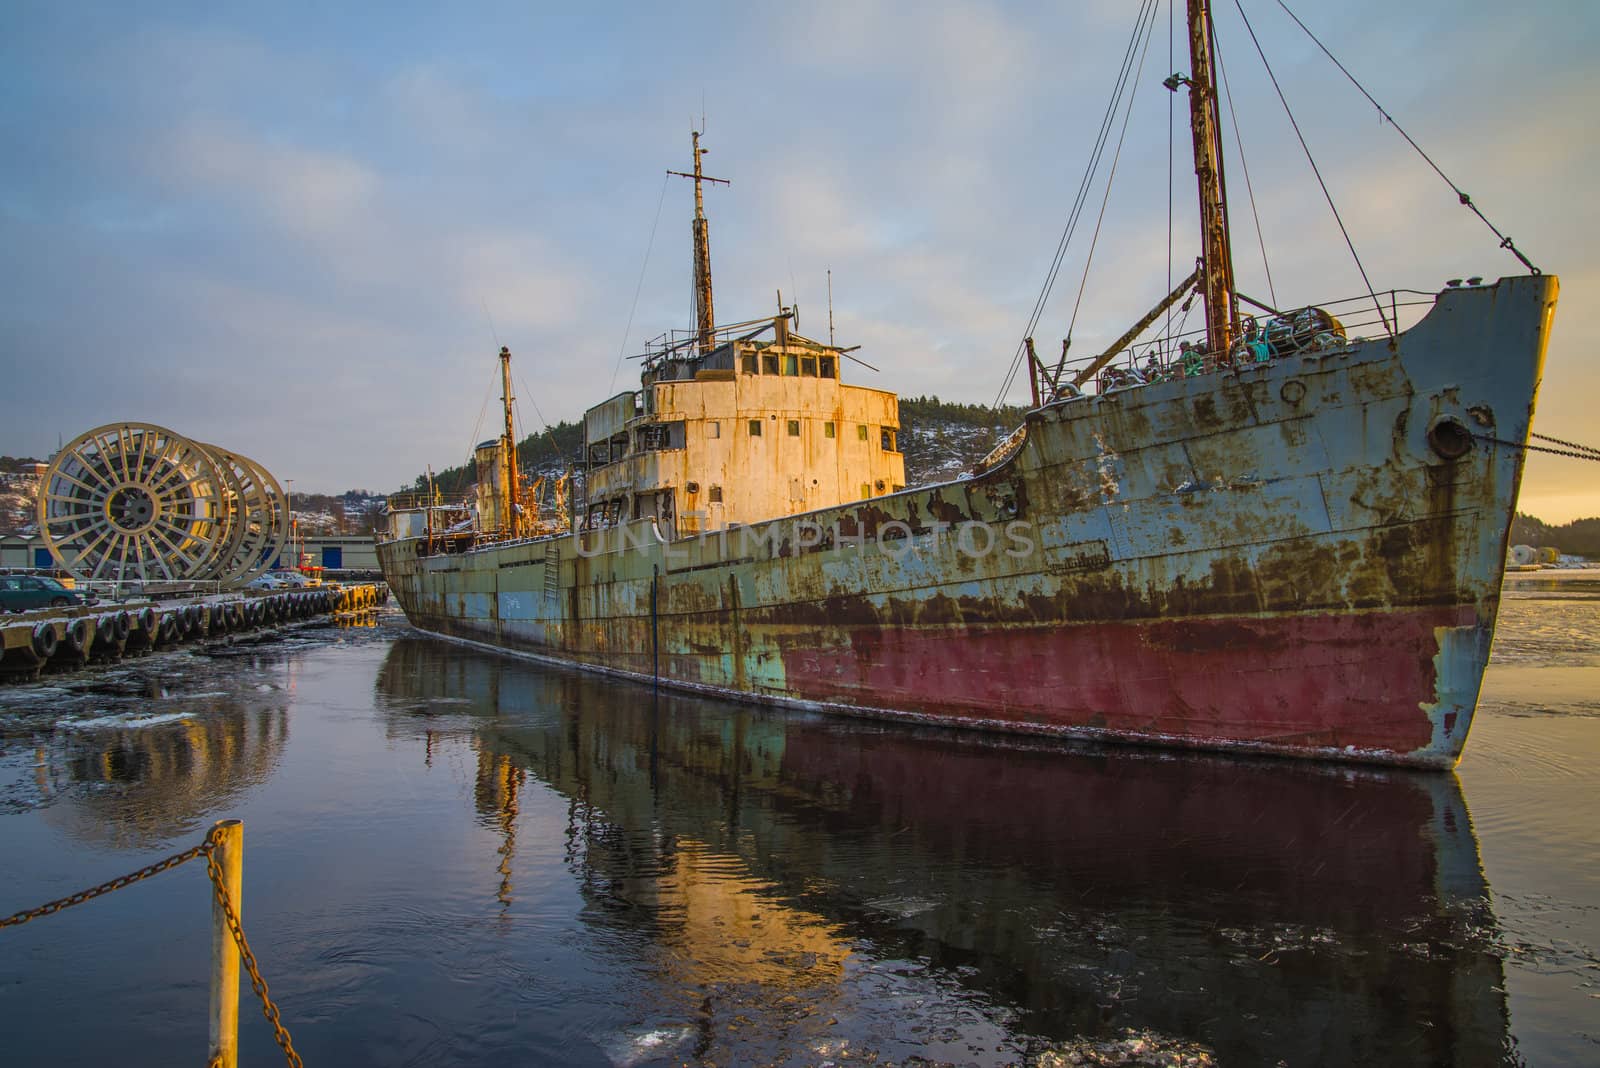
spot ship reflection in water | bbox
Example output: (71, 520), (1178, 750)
(15, 684), (290, 850)
(376, 636), (1514, 1065)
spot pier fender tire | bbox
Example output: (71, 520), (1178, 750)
(31, 623), (58, 659)
(208, 607), (226, 634)
(160, 615), (180, 642)
(182, 605), (199, 633)
(114, 612), (131, 641)
(137, 607), (157, 634)
(66, 618), (90, 654)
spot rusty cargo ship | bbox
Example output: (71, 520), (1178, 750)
(376, 4), (1558, 769)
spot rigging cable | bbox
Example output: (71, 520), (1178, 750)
(994, 0), (1151, 405)
(1063, 0), (1162, 346)
(449, 371), (498, 502)
(1272, 0), (1540, 274)
(1211, 30), (1277, 309)
(1166, 0), (1175, 345)
(1231, 0), (1392, 337)
(610, 172), (672, 395)
(991, 0), (1161, 410)
(514, 368), (573, 478)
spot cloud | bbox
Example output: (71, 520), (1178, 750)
(165, 119), (380, 235)
(1, 0), (1597, 520)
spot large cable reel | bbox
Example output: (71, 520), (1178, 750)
(199, 444), (291, 586)
(37, 422), (290, 587)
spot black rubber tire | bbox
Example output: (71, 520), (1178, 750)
(32, 623), (58, 658)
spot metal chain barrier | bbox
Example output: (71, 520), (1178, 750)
(205, 843), (305, 1068)
(0, 825), (304, 1068)
(0, 841), (213, 929)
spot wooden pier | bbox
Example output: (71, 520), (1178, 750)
(0, 584), (387, 681)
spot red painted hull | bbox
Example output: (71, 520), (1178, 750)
(778, 605), (1476, 756)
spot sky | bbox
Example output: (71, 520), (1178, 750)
(2, 1), (1598, 521)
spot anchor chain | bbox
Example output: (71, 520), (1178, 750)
(1530, 431), (1600, 458)
(1475, 434), (1600, 463)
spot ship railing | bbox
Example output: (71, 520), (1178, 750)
(1044, 287), (1441, 400)
(634, 313), (794, 366)
(384, 492), (470, 512)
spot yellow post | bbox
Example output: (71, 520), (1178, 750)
(209, 819), (243, 1068)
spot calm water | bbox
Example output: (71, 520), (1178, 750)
(0, 590), (1595, 1066)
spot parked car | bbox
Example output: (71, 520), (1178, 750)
(246, 574), (288, 590)
(0, 575), (93, 612)
(266, 570), (315, 588)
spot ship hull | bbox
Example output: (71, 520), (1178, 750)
(378, 276), (1558, 768)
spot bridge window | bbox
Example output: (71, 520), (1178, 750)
(637, 420), (686, 451)
(880, 428), (897, 452)
(748, 420), (762, 436)
(801, 356), (817, 376)
(709, 485), (723, 503)
(741, 353), (757, 374)
(762, 354), (779, 375)
(783, 354), (799, 376)
(820, 356), (836, 378)
(857, 424), (869, 441)
(824, 421), (835, 438)
(787, 420), (800, 437)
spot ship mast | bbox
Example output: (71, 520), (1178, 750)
(668, 132), (729, 356)
(1184, 0), (1238, 358)
(499, 345), (520, 537)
